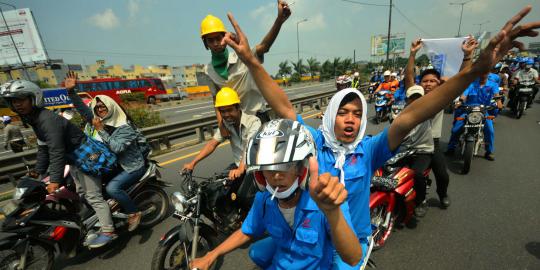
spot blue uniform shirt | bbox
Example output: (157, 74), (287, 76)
(298, 115), (395, 240)
(463, 78), (499, 106)
(241, 190), (354, 270)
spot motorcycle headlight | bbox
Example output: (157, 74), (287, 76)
(170, 192), (189, 214)
(468, 112), (483, 124)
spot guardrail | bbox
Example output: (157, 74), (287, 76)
(0, 85), (368, 181)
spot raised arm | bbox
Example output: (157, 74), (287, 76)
(63, 71), (94, 123)
(223, 13), (296, 120)
(459, 37), (479, 72)
(405, 39), (423, 90)
(308, 158), (362, 266)
(255, 0), (291, 57)
(388, 5), (540, 151)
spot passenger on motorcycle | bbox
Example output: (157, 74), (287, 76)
(64, 72), (147, 235)
(509, 58), (539, 108)
(398, 85), (434, 217)
(2, 115), (25, 153)
(183, 87), (260, 210)
(200, 1), (290, 132)
(0, 79), (116, 248)
(222, 8), (539, 269)
(446, 73), (503, 161)
(190, 119), (362, 270)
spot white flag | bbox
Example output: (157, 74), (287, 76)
(421, 37), (467, 77)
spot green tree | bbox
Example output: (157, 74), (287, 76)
(417, 54), (430, 67)
(332, 57), (341, 77)
(292, 59), (307, 82)
(35, 80), (53, 89)
(306, 57), (321, 79)
(321, 60), (333, 80)
(277, 60), (292, 77)
(340, 58), (353, 74)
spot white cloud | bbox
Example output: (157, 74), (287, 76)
(88, 9), (119, 30)
(128, 0), (140, 20)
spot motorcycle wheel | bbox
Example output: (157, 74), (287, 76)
(133, 184), (170, 228)
(370, 203), (394, 250)
(375, 111), (381, 124)
(516, 101), (525, 119)
(462, 141), (474, 174)
(151, 227), (222, 270)
(0, 242), (54, 270)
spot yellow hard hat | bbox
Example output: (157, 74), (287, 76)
(215, 87), (240, 107)
(200, 15), (227, 37)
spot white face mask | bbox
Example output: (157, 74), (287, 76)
(266, 178), (299, 200)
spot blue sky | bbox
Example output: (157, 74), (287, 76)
(10, 0), (540, 75)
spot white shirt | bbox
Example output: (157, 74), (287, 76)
(205, 48), (266, 115)
(513, 68), (539, 84)
(213, 112), (261, 165)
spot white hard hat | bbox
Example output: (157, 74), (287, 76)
(406, 85), (425, 98)
(383, 70), (391, 76)
(354, 72), (360, 77)
(391, 72), (397, 77)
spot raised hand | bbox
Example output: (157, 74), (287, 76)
(277, 0), (292, 23)
(410, 39), (423, 54)
(462, 36), (479, 57)
(222, 13), (258, 66)
(64, 71), (78, 93)
(472, 5), (540, 75)
(308, 157), (347, 212)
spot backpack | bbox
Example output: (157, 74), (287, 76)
(72, 135), (117, 176)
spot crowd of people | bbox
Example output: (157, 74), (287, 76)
(0, 1), (539, 269)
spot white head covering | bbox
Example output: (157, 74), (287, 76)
(90, 95), (128, 128)
(320, 88), (368, 184)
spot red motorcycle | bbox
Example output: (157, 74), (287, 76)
(369, 150), (430, 249)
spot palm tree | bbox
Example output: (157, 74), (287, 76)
(277, 60), (292, 77)
(306, 57), (321, 79)
(292, 59), (306, 77)
(340, 58), (353, 74)
(321, 60), (333, 80)
(332, 57), (341, 77)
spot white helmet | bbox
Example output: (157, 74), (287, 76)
(383, 70), (391, 76)
(0, 80), (43, 110)
(246, 119), (316, 198)
(354, 72), (360, 78)
(391, 72), (397, 77)
(2, 115), (11, 123)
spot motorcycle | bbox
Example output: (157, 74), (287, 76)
(455, 104), (496, 174)
(152, 172), (251, 270)
(369, 150), (430, 250)
(0, 161), (170, 270)
(374, 90), (393, 124)
(389, 100), (405, 124)
(367, 82), (379, 103)
(512, 82), (536, 119)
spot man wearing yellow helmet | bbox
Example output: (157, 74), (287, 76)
(200, 1), (291, 130)
(182, 87), (261, 209)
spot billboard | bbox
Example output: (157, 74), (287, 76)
(371, 33), (406, 56)
(0, 8), (48, 66)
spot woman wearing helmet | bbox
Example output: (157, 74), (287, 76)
(0, 79), (116, 248)
(190, 119), (362, 270)
(220, 8), (539, 269)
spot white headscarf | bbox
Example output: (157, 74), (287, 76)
(90, 95), (128, 128)
(320, 88), (368, 185)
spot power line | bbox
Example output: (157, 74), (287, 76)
(340, 0), (389, 7)
(393, 5), (434, 38)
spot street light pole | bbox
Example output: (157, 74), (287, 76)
(474, 20), (490, 36)
(0, 2), (30, 80)
(450, 0), (473, 37)
(296, 18), (307, 64)
(385, 0), (393, 63)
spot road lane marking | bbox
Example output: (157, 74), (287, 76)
(159, 142), (230, 166)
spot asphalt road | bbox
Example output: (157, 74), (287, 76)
(45, 99), (540, 270)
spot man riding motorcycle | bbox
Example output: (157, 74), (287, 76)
(374, 70), (398, 94)
(352, 72), (361, 89)
(446, 73), (503, 161)
(509, 58), (540, 109)
(0, 80), (116, 248)
(182, 87), (259, 210)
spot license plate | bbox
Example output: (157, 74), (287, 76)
(519, 88), (533, 93)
